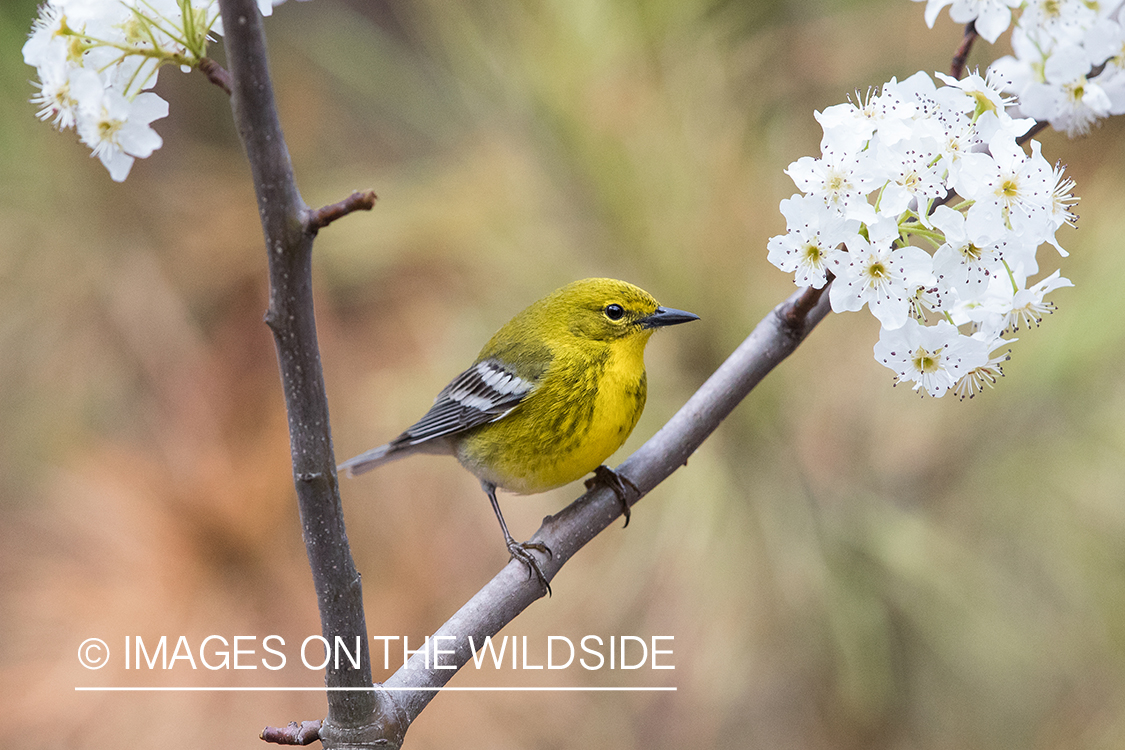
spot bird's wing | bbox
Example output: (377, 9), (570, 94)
(394, 358), (535, 446)
(339, 358), (538, 477)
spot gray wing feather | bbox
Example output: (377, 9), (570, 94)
(399, 359), (532, 443)
(338, 359), (533, 477)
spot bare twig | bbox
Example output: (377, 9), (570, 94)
(216, 0), (397, 747)
(1018, 119), (1050, 145)
(950, 21), (978, 79)
(781, 281), (829, 330)
(261, 721), (323, 746)
(199, 56), (232, 96)
(307, 190), (378, 232)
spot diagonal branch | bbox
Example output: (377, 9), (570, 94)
(950, 21), (978, 79)
(380, 283), (833, 721)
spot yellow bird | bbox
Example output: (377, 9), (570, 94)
(340, 278), (698, 593)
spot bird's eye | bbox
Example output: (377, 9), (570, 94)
(604, 304), (625, 321)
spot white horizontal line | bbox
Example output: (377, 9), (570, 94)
(76, 686), (676, 692)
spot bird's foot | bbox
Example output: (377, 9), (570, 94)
(507, 538), (553, 597)
(586, 465), (641, 528)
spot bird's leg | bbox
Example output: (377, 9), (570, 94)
(482, 481), (552, 597)
(586, 465), (641, 528)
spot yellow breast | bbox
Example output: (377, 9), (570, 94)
(455, 335), (649, 494)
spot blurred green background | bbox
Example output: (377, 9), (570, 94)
(3, 0), (1125, 747)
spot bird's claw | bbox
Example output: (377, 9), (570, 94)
(507, 539), (553, 597)
(586, 465), (641, 528)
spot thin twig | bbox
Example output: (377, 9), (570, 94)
(781, 280), (829, 331)
(261, 721), (323, 746)
(950, 21), (977, 79)
(1018, 119), (1050, 146)
(199, 56), (232, 96)
(307, 190), (378, 232)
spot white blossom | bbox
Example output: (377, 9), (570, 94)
(930, 204), (1006, 300)
(1004, 269), (1075, 331)
(766, 195), (859, 289)
(981, 0), (1125, 135)
(913, 0), (1024, 42)
(950, 266), (1072, 333)
(1020, 44), (1113, 135)
(30, 60), (102, 130)
(871, 136), (948, 220)
(953, 329), (1011, 398)
(874, 319), (992, 397)
(767, 70), (1078, 397)
(77, 89), (168, 182)
(830, 219), (935, 329)
(24, 0), (305, 181)
(956, 131), (1054, 239)
(785, 148), (878, 224)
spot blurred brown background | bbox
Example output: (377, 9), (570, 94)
(3, 0), (1125, 747)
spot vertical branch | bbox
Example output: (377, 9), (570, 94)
(216, 1), (402, 745)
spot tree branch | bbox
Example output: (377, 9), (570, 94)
(261, 721), (323, 745)
(380, 283), (833, 722)
(950, 21), (978, 79)
(307, 190), (379, 232)
(1018, 120), (1050, 145)
(199, 56), (232, 95)
(216, 1), (398, 746)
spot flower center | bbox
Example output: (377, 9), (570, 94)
(1065, 79), (1087, 104)
(98, 117), (124, 144)
(65, 35), (86, 63)
(911, 346), (942, 374)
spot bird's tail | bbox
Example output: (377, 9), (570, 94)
(339, 435), (454, 477)
(337, 443), (399, 477)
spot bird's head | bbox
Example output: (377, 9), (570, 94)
(543, 278), (699, 343)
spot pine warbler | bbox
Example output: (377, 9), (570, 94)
(339, 278), (698, 593)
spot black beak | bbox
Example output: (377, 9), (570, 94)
(641, 306), (700, 329)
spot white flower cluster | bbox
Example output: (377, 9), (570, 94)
(767, 71), (1076, 398)
(915, 0), (1022, 44)
(23, 0), (296, 181)
(917, 0), (1125, 136)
